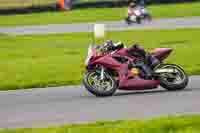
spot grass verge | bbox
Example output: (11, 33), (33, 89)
(0, 2), (200, 26)
(1, 115), (200, 132)
(0, 28), (199, 90)
(0, 0), (56, 9)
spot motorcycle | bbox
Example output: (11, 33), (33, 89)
(83, 41), (188, 97)
(125, 5), (152, 24)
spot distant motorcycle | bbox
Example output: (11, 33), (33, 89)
(83, 41), (188, 97)
(125, 5), (152, 24)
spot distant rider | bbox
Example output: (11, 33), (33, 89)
(128, 2), (137, 17)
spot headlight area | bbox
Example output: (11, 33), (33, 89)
(85, 45), (93, 66)
(85, 54), (92, 66)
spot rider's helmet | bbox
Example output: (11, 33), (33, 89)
(104, 40), (124, 51)
(129, 2), (136, 8)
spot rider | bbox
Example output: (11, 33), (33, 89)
(127, 1), (137, 18)
(104, 40), (159, 78)
(104, 40), (124, 51)
(128, 43), (160, 78)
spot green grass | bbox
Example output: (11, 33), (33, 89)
(1, 115), (200, 133)
(1, 2), (200, 26)
(0, 28), (199, 90)
(0, 0), (56, 9)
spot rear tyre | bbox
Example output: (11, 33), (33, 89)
(136, 17), (141, 24)
(83, 71), (118, 97)
(158, 64), (188, 91)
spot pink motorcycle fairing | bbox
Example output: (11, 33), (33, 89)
(86, 47), (173, 90)
(90, 54), (121, 70)
(151, 48), (172, 61)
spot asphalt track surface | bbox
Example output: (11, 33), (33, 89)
(0, 76), (199, 129)
(0, 17), (200, 35)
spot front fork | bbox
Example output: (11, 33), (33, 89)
(100, 66), (104, 80)
(92, 65), (105, 80)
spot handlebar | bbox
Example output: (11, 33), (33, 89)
(95, 41), (125, 55)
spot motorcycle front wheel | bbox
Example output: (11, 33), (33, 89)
(158, 64), (188, 91)
(83, 71), (118, 97)
(125, 17), (132, 25)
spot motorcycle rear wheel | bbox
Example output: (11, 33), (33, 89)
(83, 71), (118, 97)
(136, 17), (141, 24)
(158, 64), (188, 91)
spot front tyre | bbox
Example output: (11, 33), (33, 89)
(125, 17), (131, 25)
(158, 64), (188, 91)
(83, 71), (118, 97)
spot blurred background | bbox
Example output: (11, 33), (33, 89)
(1, 0), (200, 10)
